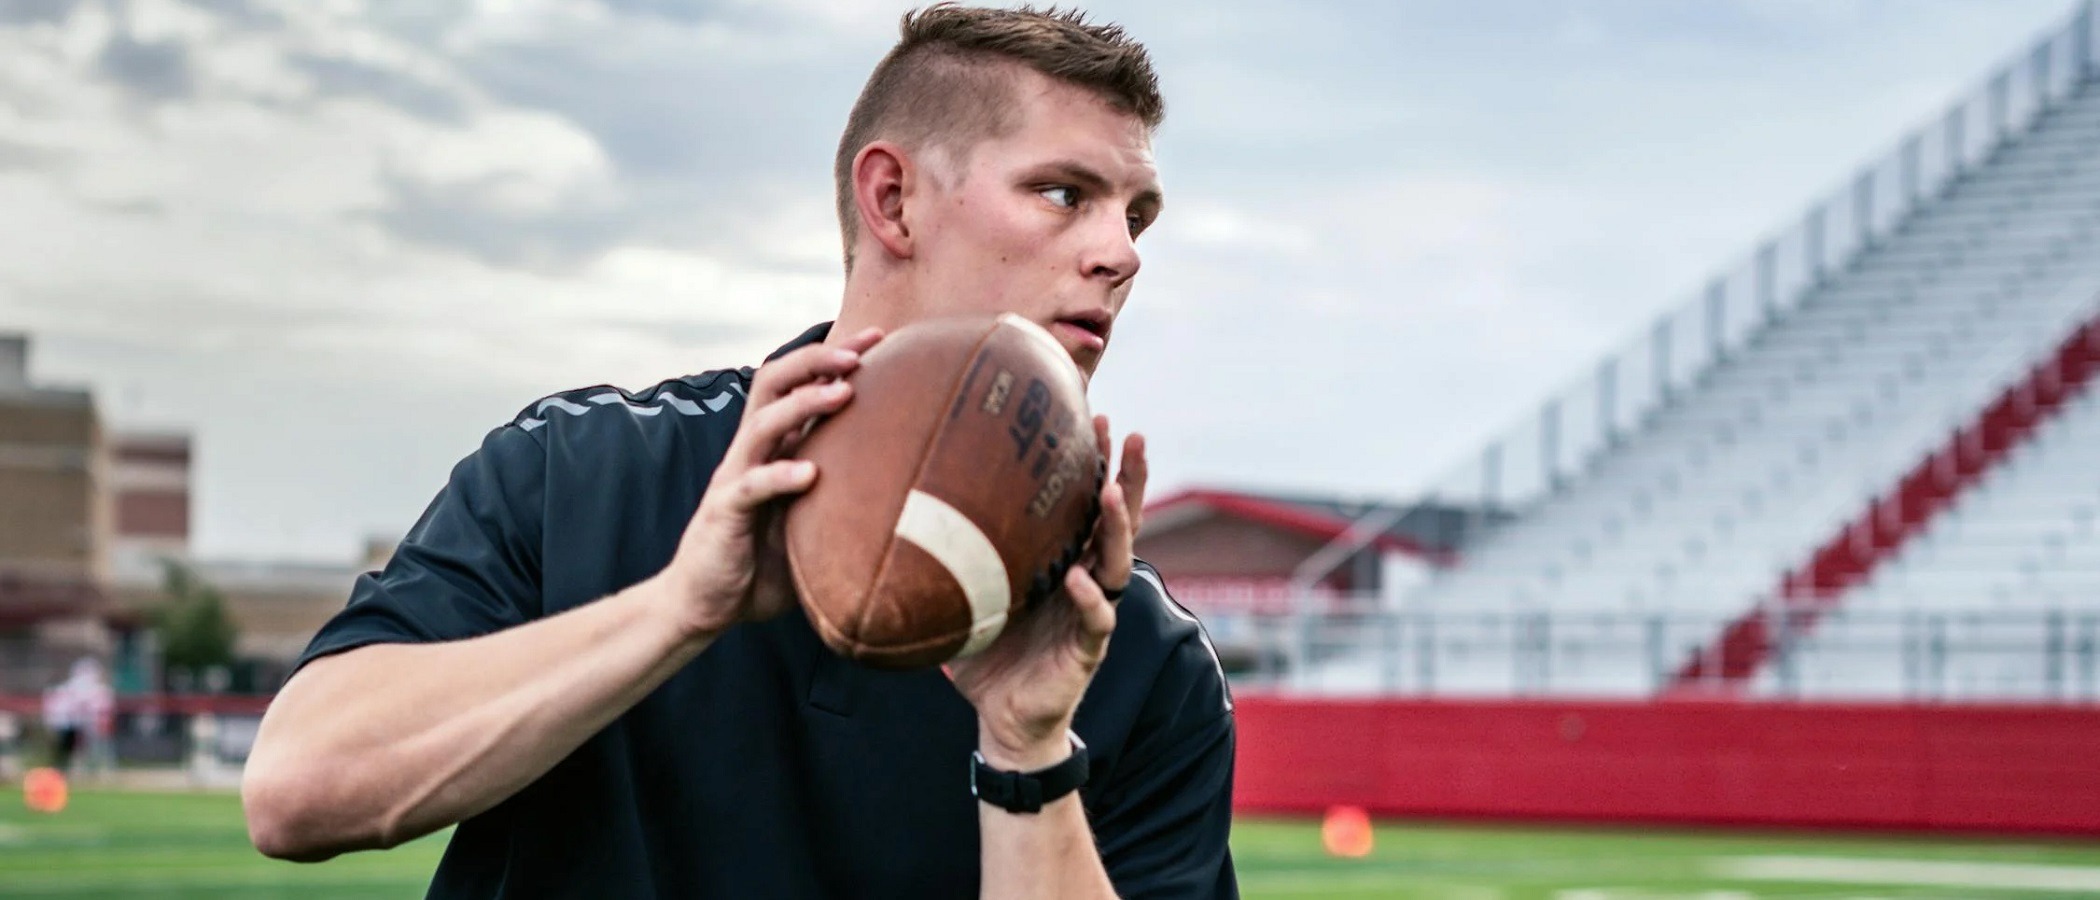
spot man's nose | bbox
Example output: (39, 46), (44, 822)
(1082, 216), (1142, 287)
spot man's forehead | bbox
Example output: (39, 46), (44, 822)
(996, 74), (1162, 193)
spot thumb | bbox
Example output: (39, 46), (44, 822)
(1063, 566), (1117, 658)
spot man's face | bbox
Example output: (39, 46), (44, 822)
(906, 69), (1162, 378)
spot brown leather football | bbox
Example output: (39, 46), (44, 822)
(784, 314), (1104, 670)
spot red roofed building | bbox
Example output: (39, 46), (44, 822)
(1134, 487), (1478, 617)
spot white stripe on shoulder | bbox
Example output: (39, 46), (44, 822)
(1133, 568), (1233, 713)
(588, 392), (663, 415)
(537, 397), (591, 417)
(515, 382), (742, 431)
(658, 395), (704, 415)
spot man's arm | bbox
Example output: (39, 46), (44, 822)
(244, 573), (706, 860)
(951, 422), (1149, 900)
(970, 566), (1126, 899)
(976, 562), (1240, 899)
(243, 331), (882, 861)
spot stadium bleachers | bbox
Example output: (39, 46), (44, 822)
(1293, 17), (2100, 698)
(1765, 371), (2100, 700)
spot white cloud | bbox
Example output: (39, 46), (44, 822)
(0, 0), (849, 556)
(126, 0), (217, 43)
(0, 0), (2076, 559)
(384, 108), (611, 211)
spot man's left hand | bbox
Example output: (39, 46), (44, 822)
(948, 416), (1148, 769)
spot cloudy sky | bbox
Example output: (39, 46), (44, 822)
(0, 0), (2073, 562)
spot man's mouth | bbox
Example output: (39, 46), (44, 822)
(1052, 311), (1111, 349)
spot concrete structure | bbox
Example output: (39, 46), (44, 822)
(0, 337), (109, 588)
(0, 334), (115, 693)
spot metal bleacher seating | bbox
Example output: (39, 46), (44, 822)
(1769, 383), (2100, 700)
(1293, 14), (2100, 699)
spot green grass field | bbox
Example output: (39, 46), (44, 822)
(6, 788), (2100, 898)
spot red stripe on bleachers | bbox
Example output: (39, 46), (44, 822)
(1670, 310), (2100, 690)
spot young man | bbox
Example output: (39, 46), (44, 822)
(243, 6), (1236, 898)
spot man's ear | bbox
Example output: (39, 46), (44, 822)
(853, 141), (915, 262)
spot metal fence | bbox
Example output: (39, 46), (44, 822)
(1410, 2), (2100, 535)
(1210, 604), (2100, 703)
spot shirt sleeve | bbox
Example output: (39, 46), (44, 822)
(291, 423), (547, 673)
(1093, 636), (1240, 899)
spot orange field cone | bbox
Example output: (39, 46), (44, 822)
(23, 766), (67, 814)
(1320, 804), (1373, 858)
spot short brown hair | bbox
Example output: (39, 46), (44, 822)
(833, 4), (1165, 269)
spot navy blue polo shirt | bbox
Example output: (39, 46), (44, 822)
(294, 323), (1238, 899)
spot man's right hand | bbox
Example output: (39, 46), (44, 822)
(660, 327), (885, 639)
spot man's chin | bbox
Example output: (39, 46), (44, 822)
(1071, 348), (1103, 387)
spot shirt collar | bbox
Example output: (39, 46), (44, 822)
(765, 322), (834, 364)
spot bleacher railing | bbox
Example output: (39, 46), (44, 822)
(1213, 604), (2100, 703)
(1419, 2), (2100, 538)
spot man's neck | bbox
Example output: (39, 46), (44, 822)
(829, 260), (913, 344)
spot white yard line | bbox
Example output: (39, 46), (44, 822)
(1554, 891), (1758, 900)
(1710, 856), (2100, 893)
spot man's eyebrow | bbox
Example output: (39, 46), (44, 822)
(1031, 160), (1113, 191)
(1031, 160), (1164, 209)
(1134, 185), (1164, 215)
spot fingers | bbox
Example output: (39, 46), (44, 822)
(727, 459), (818, 511)
(728, 379), (853, 471)
(834, 326), (884, 356)
(1090, 417), (1147, 531)
(734, 327), (881, 470)
(1089, 480), (1133, 601)
(1117, 432), (1148, 535)
(747, 328), (881, 407)
(1063, 566), (1118, 648)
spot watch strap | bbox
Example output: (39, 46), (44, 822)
(970, 732), (1089, 814)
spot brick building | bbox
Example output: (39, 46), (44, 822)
(1, 334), (377, 696)
(0, 334), (115, 692)
(109, 431), (190, 568)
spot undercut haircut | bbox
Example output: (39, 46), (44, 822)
(833, 4), (1165, 269)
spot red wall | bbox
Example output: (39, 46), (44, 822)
(1234, 696), (2100, 836)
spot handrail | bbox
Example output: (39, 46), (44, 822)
(1407, 2), (2099, 544)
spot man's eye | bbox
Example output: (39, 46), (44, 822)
(1039, 186), (1079, 208)
(1127, 214), (1147, 237)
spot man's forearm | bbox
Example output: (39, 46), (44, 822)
(244, 573), (712, 861)
(977, 731), (1119, 900)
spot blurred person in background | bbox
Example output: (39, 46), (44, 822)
(41, 658), (113, 777)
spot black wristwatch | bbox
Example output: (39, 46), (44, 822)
(970, 732), (1089, 814)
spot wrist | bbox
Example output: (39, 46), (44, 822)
(976, 720), (1074, 771)
(641, 566), (729, 647)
